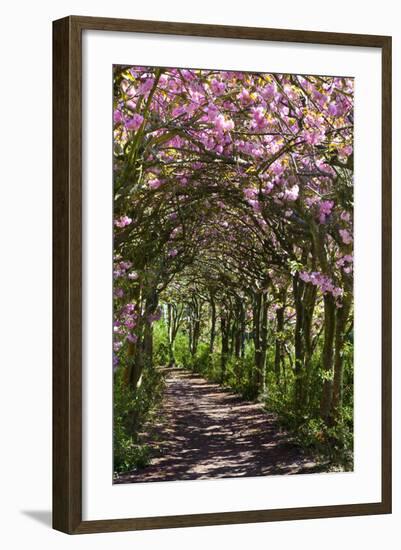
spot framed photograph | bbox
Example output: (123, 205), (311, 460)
(53, 16), (392, 534)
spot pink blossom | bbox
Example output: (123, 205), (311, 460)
(271, 160), (284, 176)
(148, 178), (162, 189)
(210, 79), (226, 96)
(318, 200), (334, 223)
(305, 196), (319, 208)
(332, 287), (343, 298)
(205, 102), (218, 122)
(339, 229), (353, 245)
(263, 182), (274, 194)
(123, 303), (136, 313)
(243, 187), (257, 200)
(127, 333), (138, 344)
(238, 88), (251, 105)
(214, 114), (234, 133)
(303, 128), (325, 145)
(120, 261), (132, 270)
(299, 271), (343, 301)
(113, 341), (123, 352)
(248, 199), (261, 212)
(113, 109), (123, 124)
(126, 99), (136, 111)
(168, 248), (178, 258)
(284, 184), (299, 202)
(251, 106), (268, 130)
(114, 260), (132, 278)
(336, 254), (354, 269)
(327, 103), (338, 116)
(124, 318), (136, 329)
(338, 145), (353, 158)
(260, 83), (276, 103)
(251, 147), (263, 158)
(316, 159), (335, 175)
(137, 78), (154, 95)
(299, 272), (311, 283)
(114, 215), (132, 228)
(126, 113), (144, 131)
(172, 105), (186, 118)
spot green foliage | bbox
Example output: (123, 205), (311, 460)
(191, 342), (212, 373)
(185, 340), (266, 401)
(113, 366), (165, 474)
(115, 319), (354, 475)
(291, 410), (353, 469)
(153, 321), (169, 366)
(263, 346), (354, 470)
(223, 348), (259, 400)
(288, 259), (304, 276)
(173, 331), (193, 368)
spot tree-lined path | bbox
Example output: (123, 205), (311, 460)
(115, 368), (318, 483)
(113, 65), (354, 478)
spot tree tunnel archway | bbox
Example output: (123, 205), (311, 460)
(112, 64), (354, 469)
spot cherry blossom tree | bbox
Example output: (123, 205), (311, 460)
(113, 64), (354, 445)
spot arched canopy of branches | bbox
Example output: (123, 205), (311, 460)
(113, 65), (353, 426)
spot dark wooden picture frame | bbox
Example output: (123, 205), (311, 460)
(53, 15), (392, 534)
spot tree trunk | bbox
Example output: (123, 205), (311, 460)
(220, 314), (229, 383)
(192, 317), (200, 356)
(188, 316), (193, 356)
(259, 293), (269, 391)
(234, 305), (243, 358)
(293, 275), (305, 410)
(126, 339), (142, 389)
(141, 290), (159, 376)
(252, 292), (267, 395)
(167, 303), (176, 366)
(274, 304), (285, 386)
(240, 306), (246, 358)
(331, 294), (352, 422)
(320, 294), (336, 422)
(252, 292), (261, 393)
(125, 288), (158, 391)
(143, 319), (153, 365)
(210, 297), (216, 354)
(303, 284), (317, 407)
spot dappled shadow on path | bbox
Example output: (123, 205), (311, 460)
(115, 369), (319, 484)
